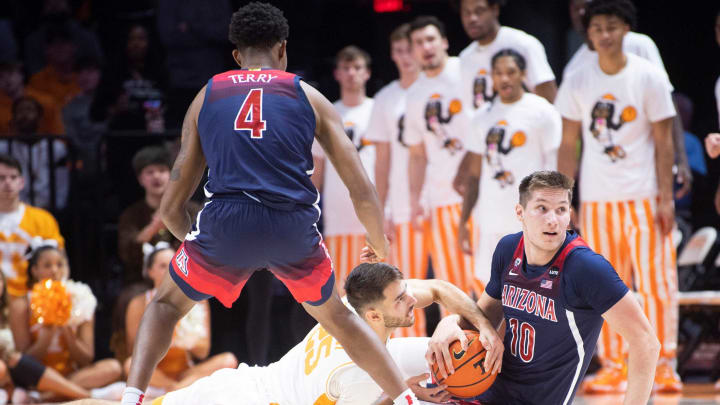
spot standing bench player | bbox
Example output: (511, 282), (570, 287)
(429, 171), (659, 405)
(121, 3), (419, 404)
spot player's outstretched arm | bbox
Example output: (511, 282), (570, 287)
(160, 86), (208, 241)
(602, 291), (660, 405)
(458, 151), (483, 255)
(301, 81), (387, 260)
(650, 117), (675, 236)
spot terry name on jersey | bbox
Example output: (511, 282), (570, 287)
(228, 73), (279, 84)
(501, 284), (558, 322)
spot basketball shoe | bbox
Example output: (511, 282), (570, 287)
(653, 359), (682, 393)
(582, 359), (627, 394)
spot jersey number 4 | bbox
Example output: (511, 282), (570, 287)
(234, 88), (266, 139)
(508, 317), (536, 363)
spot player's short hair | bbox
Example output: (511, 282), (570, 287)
(345, 263), (404, 316)
(390, 23), (411, 44)
(518, 171), (574, 207)
(132, 146), (172, 176)
(408, 15), (447, 39)
(491, 48), (527, 71)
(582, 0), (637, 32)
(335, 45), (371, 69)
(228, 2), (289, 50)
(0, 154), (22, 174)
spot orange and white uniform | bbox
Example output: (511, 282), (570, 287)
(0, 203), (64, 296)
(467, 93), (561, 286)
(312, 98), (375, 293)
(404, 57), (475, 295)
(158, 322), (431, 405)
(555, 53), (678, 364)
(459, 26), (555, 112)
(29, 317), (73, 375)
(365, 80), (429, 337)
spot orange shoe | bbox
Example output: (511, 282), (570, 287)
(654, 361), (682, 393)
(582, 362), (627, 394)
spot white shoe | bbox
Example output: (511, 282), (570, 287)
(90, 381), (127, 400)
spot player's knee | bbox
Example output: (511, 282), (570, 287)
(98, 358), (123, 381)
(218, 352), (238, 369)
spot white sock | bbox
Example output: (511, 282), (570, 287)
(393, 388), (419, 405)
(121, 386), (145, 405)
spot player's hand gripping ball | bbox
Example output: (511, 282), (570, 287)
(430, 330), (496, 398)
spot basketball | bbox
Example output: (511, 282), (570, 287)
(430, 330), (496, 398)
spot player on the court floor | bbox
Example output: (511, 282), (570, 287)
(564, 0), (692, 202)
(405, 16), (476, 296)
(364, 24), (428, 338)
(311, 45), (375, 294)
(457, 0), (556, 112)
(146, 263), (503, 405)
(122, 3), (420, 405)
(555, 0), (680, 393)
(429, 171), (659, 405)
(456, 49), (561, 289)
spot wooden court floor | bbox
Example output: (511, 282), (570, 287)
(575, 384), (720, 404)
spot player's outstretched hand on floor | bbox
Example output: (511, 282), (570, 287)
(406, 373), (451, 403)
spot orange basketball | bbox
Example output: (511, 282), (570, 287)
(621, 106), (637, 122)
(510, 131), (526, 147)
(430, 330), (496, 398)
(449, 99), (463, 115)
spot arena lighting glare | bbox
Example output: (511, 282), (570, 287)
(374, 0), (404, 13)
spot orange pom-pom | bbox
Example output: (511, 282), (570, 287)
(30, 279), (72, 326)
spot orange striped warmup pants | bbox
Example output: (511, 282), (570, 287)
(323, 233), (366, 296)
(427, 204), (475, 297)
(581, 198), (678, 363)
(390, 221), (429, 337)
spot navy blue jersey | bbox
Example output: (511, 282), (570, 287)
(477, 231), (628, 405)
(197, 69), (318, 207)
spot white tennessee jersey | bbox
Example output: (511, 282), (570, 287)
(555, 53), (676, 202)
(404, 57), (472, 208)
(467, 92), (561, 232)
(312, 98), (375, 236)
(364, 80), (416, 224)
(161, 325), (432, 405)
(459, 26), (555, 111)
(563, 31), (672, 90)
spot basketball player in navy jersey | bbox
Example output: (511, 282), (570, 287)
(121, 3), (419, 405)
(428, 171), (659, 405)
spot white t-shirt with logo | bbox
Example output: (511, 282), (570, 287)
(459, 26), (555, 111)
(364, 80), (416, 224)
(312, 98), (375, 236)
(555, 53), (676, 202)
(467, 92), (561, 231)
(404, 57), (472, 209)
(563, 31), (672, 90)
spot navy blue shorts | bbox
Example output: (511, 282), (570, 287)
(169, 195), (335, 308)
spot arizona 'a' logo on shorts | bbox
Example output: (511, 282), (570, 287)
(176, 247), (189, 276)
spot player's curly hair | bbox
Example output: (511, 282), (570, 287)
(228, 2), (289, 50)
(582, 0), (637, 32)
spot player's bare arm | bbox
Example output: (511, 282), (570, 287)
(160, 86), (208, 241)
(534, 80), (558, 103)
(671, 110), (691, 199)
(375, 141), (391, 210)
(452, 152), (472, 195)
(557, 117), (582, 180)
(458, 151), (483, 255)
(602, 291), (660, 405)
(408, 143), (427, 228)
(301, 81), (388, 260)
(410, 279), (503, 378)
(650, 116), (675, 236)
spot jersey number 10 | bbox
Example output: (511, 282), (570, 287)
(234, 88), (267, 139)
(508, 317), (536, 363)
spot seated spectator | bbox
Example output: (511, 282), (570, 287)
(0, 97), (69, 210)
(117, 146), (199, 283)
(23, 0), (104, 76)
(63, 56), (105, 183)
(9, 244), (124, 401)
(124, 243), (237, 396)
(0, 61), (64, 135)
(27, 24), (81, 108)
(90, 24), (167, 133)
(0, 270), (122, 402)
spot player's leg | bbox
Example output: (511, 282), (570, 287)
(302, 285), (411, 400)
(155, 365), (267, 405)
(126, 273), (198, 394)
(68, 358), (123, 389)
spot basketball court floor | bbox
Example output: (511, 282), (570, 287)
(575, 384), (720, 404)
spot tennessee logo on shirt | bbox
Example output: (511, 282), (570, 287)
(423, 94), (464, 154)
(472, 68), (493, 108)
(484, 119), (527, 188)
(344, 121), (371, 152)
(589, 93), (637, 162)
